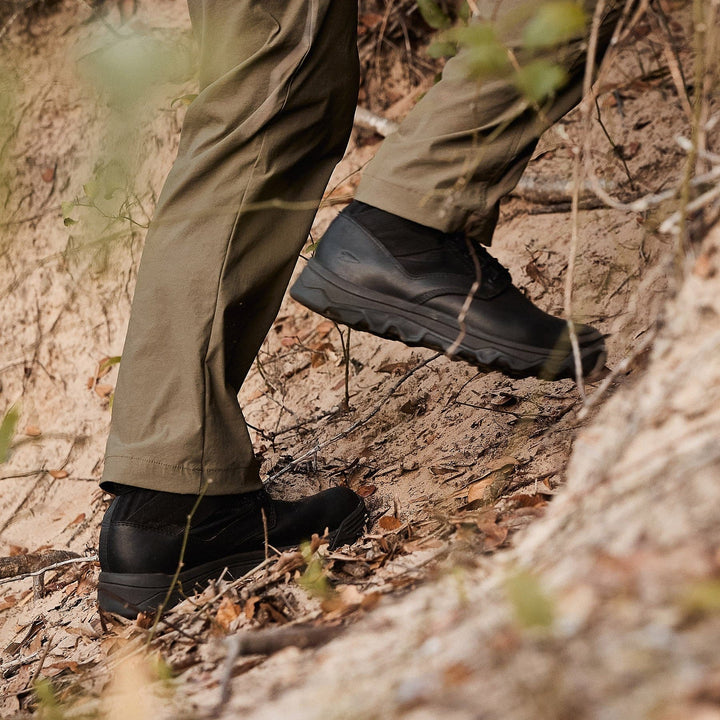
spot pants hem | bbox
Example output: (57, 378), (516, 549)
(355, 173), (472, 233)
(101, 455), (263, 496)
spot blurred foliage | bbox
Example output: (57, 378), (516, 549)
(58, 21), (196, 272)
(78, 27), (195, 110)
(427, 0), (588, 104)
(505, 570), (555, 629)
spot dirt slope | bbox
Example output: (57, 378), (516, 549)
(0, 1), (717, 718)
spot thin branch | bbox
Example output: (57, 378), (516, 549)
(267, 354), (441, 482)
(0, 555), (98, 586)
(446, 237), (481, 358)
(147, 478), (211, 641)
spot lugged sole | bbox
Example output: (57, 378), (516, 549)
(291, 263), (606, 380)
(98, 499), (367, 619)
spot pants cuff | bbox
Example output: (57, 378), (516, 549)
(355, 173), (472, 234)
(101, 455), (263, 496)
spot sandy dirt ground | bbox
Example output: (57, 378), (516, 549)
(0, 1), (710, 716)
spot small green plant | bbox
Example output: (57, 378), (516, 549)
(33, 678), (65, 720)
(0, 403), (20, 463)
(297, 541), (333, 600)
(504, 570), (555, 629)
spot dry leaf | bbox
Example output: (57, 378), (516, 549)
(66, 513), (86, 527)
(377, 361), (414, 375)
(467, 477), (494, 503)
(322, 584), (365, 616)
(94, 384), (114, 398)
(135, 612), (153, 629)
(24, 425), (41, 437)
(41, 167), (55, 183)
(357, 484), (377, 498)
(378, 516), (403, 531)
(48, 469), (69, 479)
(512, 493), (546, 508)
(245, 595), (260, 621)
(216, 596), (242, 631)
(315, 320), (335, 337)
(479, 523), (508, 550)
(0, 594), (18, 611)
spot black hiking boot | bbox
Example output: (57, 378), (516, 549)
(98, 485), (366, 618)
(291, 201), (606, 380)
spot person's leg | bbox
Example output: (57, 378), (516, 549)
(102, 0), (359, 495)
(98, 0), (365, 618)
(291, 0), (622, 379)
(355, 0), (623, 239)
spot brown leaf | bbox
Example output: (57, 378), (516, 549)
(377, 361), (413, 375)
(66, 513), (86, 527)
(430, 465), (457, 476)
(24, 425), (42, 437)
(41, 167), (55, 183)
(479, 523), (508, 550)
(48, 469), (69, 479)
(315, 320), (335, 338)
(512, 493), (546, 508)
(216, 596), (242, 631)
(619, 141), (641, 159)
(259, 601), (287, 624)
(245, 595), (260, 621)
(359, 12), (384, 28)
(361, 591), (382, 610)
(310, 353), (327, 369)
(135, 612), (153, 629)
(356, 484), (377, 498)
(378, 515), (403, 531)
(0, 594), (18, 611)
(94, 384), (114, 398)
(45, 660), (79, 674)
(467, 477), (494, 503)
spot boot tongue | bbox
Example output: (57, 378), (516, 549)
(344, 202), (511, 299)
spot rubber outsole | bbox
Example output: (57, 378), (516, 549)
(291, 263), (606, 379)
(98, 498), (367, 619)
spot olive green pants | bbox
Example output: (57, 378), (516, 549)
(102, 0), (622, 495)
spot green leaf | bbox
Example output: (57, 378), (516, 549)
(523, 1), (587, 50)
(418, 0), (452, 29)
(427, 40), (458, 58)
(505, 570), (554, 629)
(513, 59), (568, 103)
(445, 24), (510, 77)
(458, 0), (471, 22)
(297, 541), (332, 599)
(0, 404), (20, 464)
(97, 355), (121, 376)
(82, 180), (99, 200)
